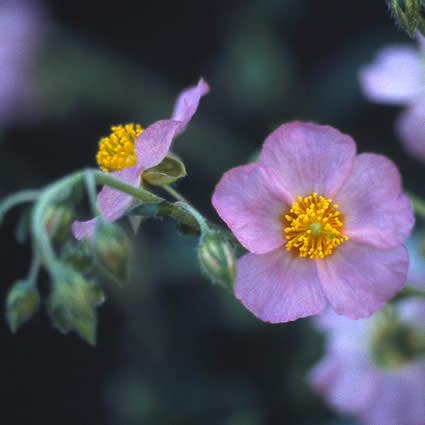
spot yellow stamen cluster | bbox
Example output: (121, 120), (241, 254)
(283, 192), (348, 259)
(96, 123), (143, 172)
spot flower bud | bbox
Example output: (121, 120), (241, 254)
(44, 205), (73, 242)
(94, 222), (130, 284)
(198, 231), (236, 291)
(387, 0), (425, 37)
(61, 239), (93, 274)
(142, 153), (187, 186)
(48, 263), (105, 345)
(6, 280), (40, 334)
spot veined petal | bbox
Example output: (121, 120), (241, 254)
(309, 351), (377, 415)
(359, 46), (424, 105)
(259, 122), (356, 200)
(234, 249), (327, 323)
(317, 241), (408, 319)
(134, 79), (209, 171)
(396, 100), (425, 163)
(336, 153), (414, 249)
(212, 163), (288, 254)
(72, 167), (140, 240)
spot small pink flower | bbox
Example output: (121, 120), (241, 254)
(212, 122), (414, 323)
(359, 38), (425, 161)
(72, 79), (209, 239)
(309, 297), (425, 425)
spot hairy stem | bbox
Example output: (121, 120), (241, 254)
(0, 190), (40, 225)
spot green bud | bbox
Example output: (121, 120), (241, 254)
(48, 263), (105, 345)
(387, 0), (424, 37)
(44, 205), (73, 242)
(142, 153), (187, 186)
(198, 231), (236, 291)
(94, 222), (130, 284)
(61, 239), (93, 274)
(6, 280), (40, 333)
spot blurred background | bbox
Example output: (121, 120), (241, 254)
(0, 0), (419, 424)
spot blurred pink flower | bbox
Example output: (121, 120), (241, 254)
(359, 38), (425, 161)
(309, 294), (425, 425)
(0, 0), (44, 125)
(72, 79), (209, 240)
(212, 122), (414, 323)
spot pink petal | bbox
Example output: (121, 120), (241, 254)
(259, 122), (356, 201)
(72, 167), (140, 240)
(134, 78), (209, 171)
(134, 119), (183, 171)
(396, 100), (425, 163)
(172, 78), (210, 126)
(212, 163), (288, 254)
(309, 351), (377, 415)
(359, 46), (424, 105)
(317, 241), (408, 319)
(234, 249), (327, 323)
(361, 366), (425, 425)
(313, 309), (370, 353)
(335, 153), (414, 249)
(71, 217), (97, 240)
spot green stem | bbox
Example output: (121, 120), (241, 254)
(162, 184), (189, 203)
(93, 170), (162, 203)
(174, 201), (210, 235)
(0, 190), (40, 225)
(31, 168), (200, 269)
(28, 254), (41, 286)
(33, 172), (84, 269)
(84, 170), (99, 215)
(408, 193), (425, 220)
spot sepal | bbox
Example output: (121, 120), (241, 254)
(142, 153), (187, 186)
(61, 239), (93, 274)
(48, 263), (105, 345)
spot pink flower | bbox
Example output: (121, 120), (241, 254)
(72, 79), (209, 239)
(359, 39), (425, 161)
(0, 0), (44, 125)
(309, 298), (425, 425)
(212, 122), (414, 323)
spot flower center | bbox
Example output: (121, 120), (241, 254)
(96, 123), (143, 172)
(283, 192), (348, 259)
